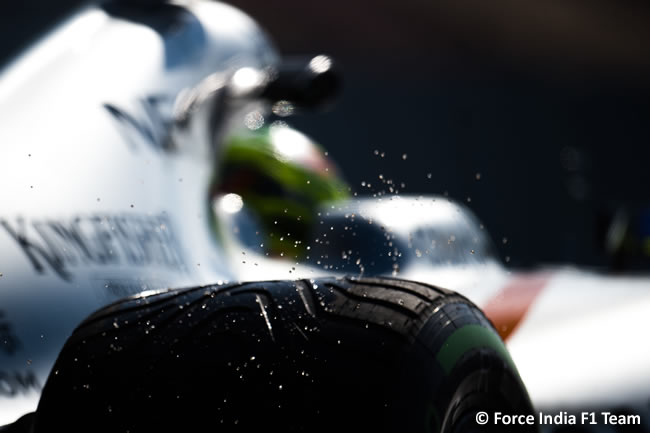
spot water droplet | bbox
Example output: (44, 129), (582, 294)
(244, 111), (264, 130)
(272, 100), (294, 117)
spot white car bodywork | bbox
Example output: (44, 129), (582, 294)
(0, 1), (274, 423)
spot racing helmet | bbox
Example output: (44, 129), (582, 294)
(213, 122), (349, 258)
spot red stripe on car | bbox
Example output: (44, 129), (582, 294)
(482, 272), (551, 341)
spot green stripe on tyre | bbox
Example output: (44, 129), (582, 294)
(435, 324), (518, 375)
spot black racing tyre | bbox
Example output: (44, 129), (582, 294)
(33, 276), (535, 433)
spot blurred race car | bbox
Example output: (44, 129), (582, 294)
(216, 145), (650, 432)
(0, 0), (646, 432)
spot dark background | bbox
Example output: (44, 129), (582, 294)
(2, 0), (650, 269)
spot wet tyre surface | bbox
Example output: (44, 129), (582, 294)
(33, 276), (535, 432)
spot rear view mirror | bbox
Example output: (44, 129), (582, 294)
(261, 55), (341, 111)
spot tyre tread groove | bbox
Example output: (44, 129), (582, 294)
(322, 280), (421, 319)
